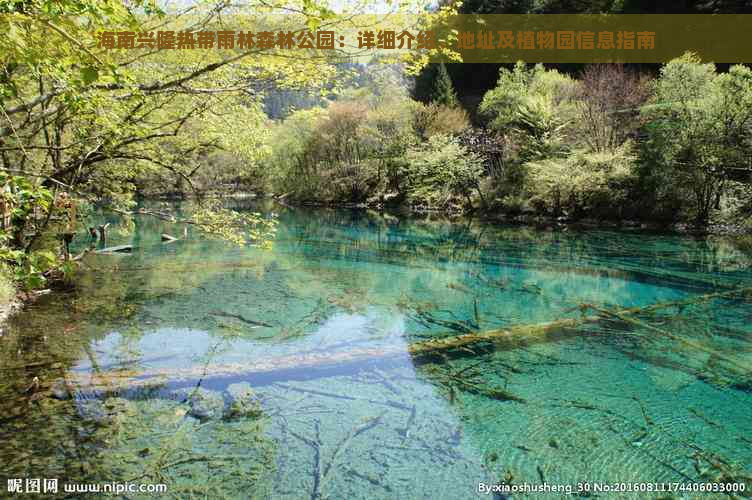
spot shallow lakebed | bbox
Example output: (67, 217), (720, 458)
(2, 203), (752, 499)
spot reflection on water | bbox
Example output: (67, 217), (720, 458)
(1, 202), (752, 499)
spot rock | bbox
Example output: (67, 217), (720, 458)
(224, 382), (262, 419)
(50, 380), (71, 400)
(76, 399), (110, 425)
(183, 388), (225, 420)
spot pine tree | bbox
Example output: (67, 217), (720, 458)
(430, 63), (458, 107)
(412, 64), (436, 103)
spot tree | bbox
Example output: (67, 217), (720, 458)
(575, 64), (651, 153)
(0, 0), (438, 288)
(480, 62), (577, 161)
(643, 53), (752, 223)
(430, 63), (458, 107)
(263, 92), (419, 203)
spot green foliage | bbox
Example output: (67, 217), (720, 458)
(402, 134), (484, 208)
(430, 63), (458, 107)
(643, 53), (752, 223)
(0, 175), (69, 290)
(264, 107), (327, 198)
(264, 55), (751, 226)
(1, 0), (424, 291)
(525, 142), (637, 216)
(0, 246), (59, 290)
(264, 95), (418, 203)
(264, 91), (478, 208)
(475, 56), (752, 227)
(480, 62), (577, 161)
(0, 174), (54, 216)
(1, 0), (748, 265)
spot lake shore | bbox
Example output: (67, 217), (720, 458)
(145, 190), (752, 238)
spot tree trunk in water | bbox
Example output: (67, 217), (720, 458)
(55, 286), (752, 396)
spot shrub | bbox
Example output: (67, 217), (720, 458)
(525, 142), (637, 216)
(412, 103), (470, 139)
(480, 62), (577, 161)
(264, 97), (418, 202)
(402, 134), (484, 209)
(575, 64), (651, 153)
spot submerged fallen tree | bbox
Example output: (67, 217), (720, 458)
(51, 286), (752, 397)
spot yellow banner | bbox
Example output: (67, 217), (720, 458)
(430, 14), (751, 63)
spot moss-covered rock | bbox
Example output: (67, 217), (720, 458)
(224, 382), (262, 420)
(174, 388), (225, 420)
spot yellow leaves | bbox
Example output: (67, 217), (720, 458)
(191, 203), (278, 248)
(2, 15), (27, 51)
(2, 4), (132, 68)
(2, 0), (459, 216)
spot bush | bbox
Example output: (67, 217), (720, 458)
(525, 142), (636, 217)
(264, 97), (418, 203)
(412, 103), (470, 140)
(402, 134), (484, 209)
(480, 62), (578, 161)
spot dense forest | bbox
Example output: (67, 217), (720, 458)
(1, 0), (751, 299)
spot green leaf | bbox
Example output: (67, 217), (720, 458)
(81, 66), (99, 85)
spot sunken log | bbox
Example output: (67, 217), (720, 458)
(55, 286), (752, 396)
(95, 244), (133, 254)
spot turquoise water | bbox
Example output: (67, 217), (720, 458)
(1, 202), (752, 498)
